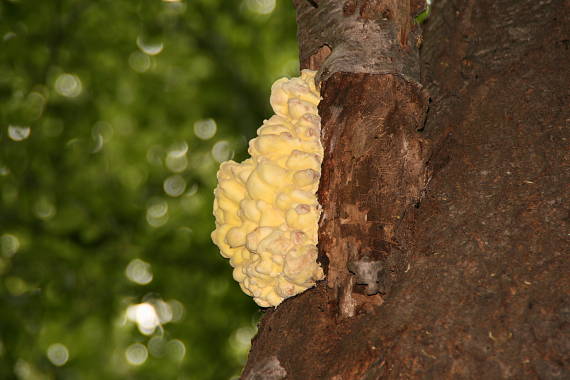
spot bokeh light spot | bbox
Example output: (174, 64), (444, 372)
(47, 343), (69, 366)
(1, 234), (20, 258)
(235, 326), (256, 347)
(125, 259), (153, 285)
(167, 299), (185, 322)
(54, 73), (82, 98)
(3, 32), (16, 41)
(91, 133), (104, 153)
(129, 51), (151, 73)
(34, 198), (56, 220)
(163, 0), (187, 15)
(5, 276), (27, 296)
(167, 339), (186, 361)
(229, 325), (257, 359)
(14, 360), (31, 379)
(146, 146), (163, 166)
(212, 140), (233, 163)
(126, 303), (160, 335)
(165, 143), (189, 172)
(245, 0), (276, 14)
(125, 343), (148, 366)
(7, 125), (31, 141)
(170, 141), (188, 157)
(146, 199), (169, 227)
(154, 299), (173, 324)
(147, 200), (168, 218)
(136, 36), (164, 56)
(193, 119), (217, 140)
(27, 92), (46, 120)
(186, 183), (198, 197)
(165, 153), (188, 173)
(148, 336), (166, 358)
(92, 121), (114, 141)
(163, 175), (187, 197)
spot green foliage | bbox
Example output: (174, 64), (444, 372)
(415, 7), (431, 25)
(415, 0), (431, 24)
(0, 0), (298, 379)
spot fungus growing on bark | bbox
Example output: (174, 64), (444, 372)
(211, 70), (324, 307)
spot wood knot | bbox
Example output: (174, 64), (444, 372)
(343, 0), (356, 16)
(348, 256), (387, 295)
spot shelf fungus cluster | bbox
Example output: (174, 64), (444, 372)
(211, 70), (324, 307)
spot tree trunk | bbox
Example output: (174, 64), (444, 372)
(242, 0), (570, 379)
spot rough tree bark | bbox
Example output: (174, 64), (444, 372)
(243, 0), (569, 379)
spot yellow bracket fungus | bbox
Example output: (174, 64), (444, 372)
(211, 70), (325, 307)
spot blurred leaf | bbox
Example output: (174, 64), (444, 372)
(0, 0), (297, 378)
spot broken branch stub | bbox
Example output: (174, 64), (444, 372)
(294, 0), (424, 84)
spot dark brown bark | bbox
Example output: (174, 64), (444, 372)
(318, 73), (429, 319)
(242, 0), (570, 379)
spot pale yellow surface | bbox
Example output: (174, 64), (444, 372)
(211, 70), (324, 307)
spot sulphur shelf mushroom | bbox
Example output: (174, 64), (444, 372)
(211, 70), (324, 307)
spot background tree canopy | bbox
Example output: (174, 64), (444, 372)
(0, 0), (298, 378)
